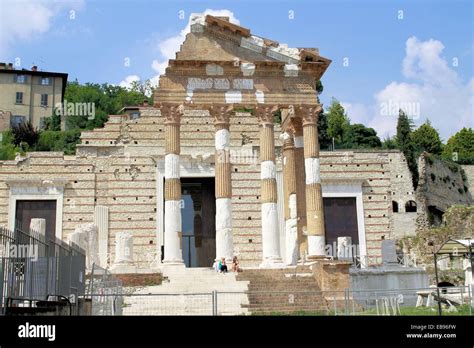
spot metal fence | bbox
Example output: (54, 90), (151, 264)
(0, 225), (86, 314)
(82, 285), (473, 316)
(85, 263), (123, 315)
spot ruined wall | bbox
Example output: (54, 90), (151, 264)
(416, 154), (472, 229)
(0, 152), (96, 236)
(461, 165), (474, 191)
(0, 109), (402, 267)
(387, 152), (417, 238)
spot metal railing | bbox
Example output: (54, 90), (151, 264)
(0, 225), (86, 315)
(85, 263), (122, 315)
(81, 285), (473, 316)
(351, 254), (418, 268)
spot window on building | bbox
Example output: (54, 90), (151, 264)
(131, 112), (140, 120)
(40, 94), (48, 106)
(15, 75), (26, 83)
(40, 77), (51, 85)
(392, 201), (399, 213)
(405, 200), (417, 213)
(11, 115), (26, 128)
(15, 92), (23, 104)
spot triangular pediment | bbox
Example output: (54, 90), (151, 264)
(155, 15), (331, 106)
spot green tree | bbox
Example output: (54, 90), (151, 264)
(36, 129), (82, 155)
(344, 123), (382, 149)
(396, 109), (413, 151)
(442, 128), (474, 164)
(396, 109), (418, 188)
(382, 136), (398, 149)
(411, 120), (443, 155)
(0, 131), (20, 160)
(326, 98), (350, 146)
(63, 80), (152, 130)
(315, 80), (324, 95)
(317, 112), (331, 149)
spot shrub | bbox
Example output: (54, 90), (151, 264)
(36, 129), (81, 155)
(11, 121), (39, 147)
(0, 143), (19, 160)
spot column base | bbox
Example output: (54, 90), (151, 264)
(307, 235), (326, 258)
(162, 258), (185, 266)
(109, 263), (137, 274)
(306, 255), (329, 261)
(259, 257), (286, 269)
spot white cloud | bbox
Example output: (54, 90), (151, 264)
(149, 9), (240, 85)
(119, 75), (140, 89)
(342, 36), (473, 140)
(0, 0), (84, 60)
(340, 102), (372, 125)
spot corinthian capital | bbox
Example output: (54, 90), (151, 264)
(209, 104), (233, 127)
(160, 103), (185, 124)
(293, 104), (323, 126)
(255, 104), (279, 125)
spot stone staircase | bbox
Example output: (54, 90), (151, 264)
(123, 266), (250, 315)
(236, 264), (331, 314)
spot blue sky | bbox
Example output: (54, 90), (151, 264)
(1, 0), (472, 139)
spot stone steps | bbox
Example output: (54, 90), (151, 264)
(122, 267), (250, 315)
(234, 266), (329, 314)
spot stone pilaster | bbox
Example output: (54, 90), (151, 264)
(256, 105), (283, 267)
(298, 104), (326, 259)
(281, 132), (298, 265)
(162, 103), (184, 264)
(210, 104), (234, 262)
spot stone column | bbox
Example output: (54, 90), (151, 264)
(94, 205), (109, 267)
(299, 104), (326, 259)
(256, 105), (283, 267)
(30, 218), (46, 235)
(162, 103), (184, 264)
(281, 133), (298, 265)
(210, 104), (234, 262)
(291, 113), (307, 259)
(110, 232), (136, 273)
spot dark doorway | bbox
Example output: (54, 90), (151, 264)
(323, 197), (359, 256)
(15, 200), (57, 239)
(181, 178), (216, 267)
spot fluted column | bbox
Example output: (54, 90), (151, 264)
(291, 115), (307, 259)
(281, 132), (298, 265)
(162, 103), (184, 264)
(210, 104), (234, 262)
(256, 105), (283, 267)
(298, 104), (326, 259)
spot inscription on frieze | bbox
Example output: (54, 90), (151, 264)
(186, 77), (254, 91)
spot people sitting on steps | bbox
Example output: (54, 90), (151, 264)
(219, 257), (228, 273)
(232, 256), (241, 273)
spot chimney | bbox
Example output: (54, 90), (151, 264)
(31, 65), (38, 71)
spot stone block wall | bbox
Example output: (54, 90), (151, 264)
(0, 108), (407, 268)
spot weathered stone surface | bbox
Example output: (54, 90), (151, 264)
(69, 223), (99, 269)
